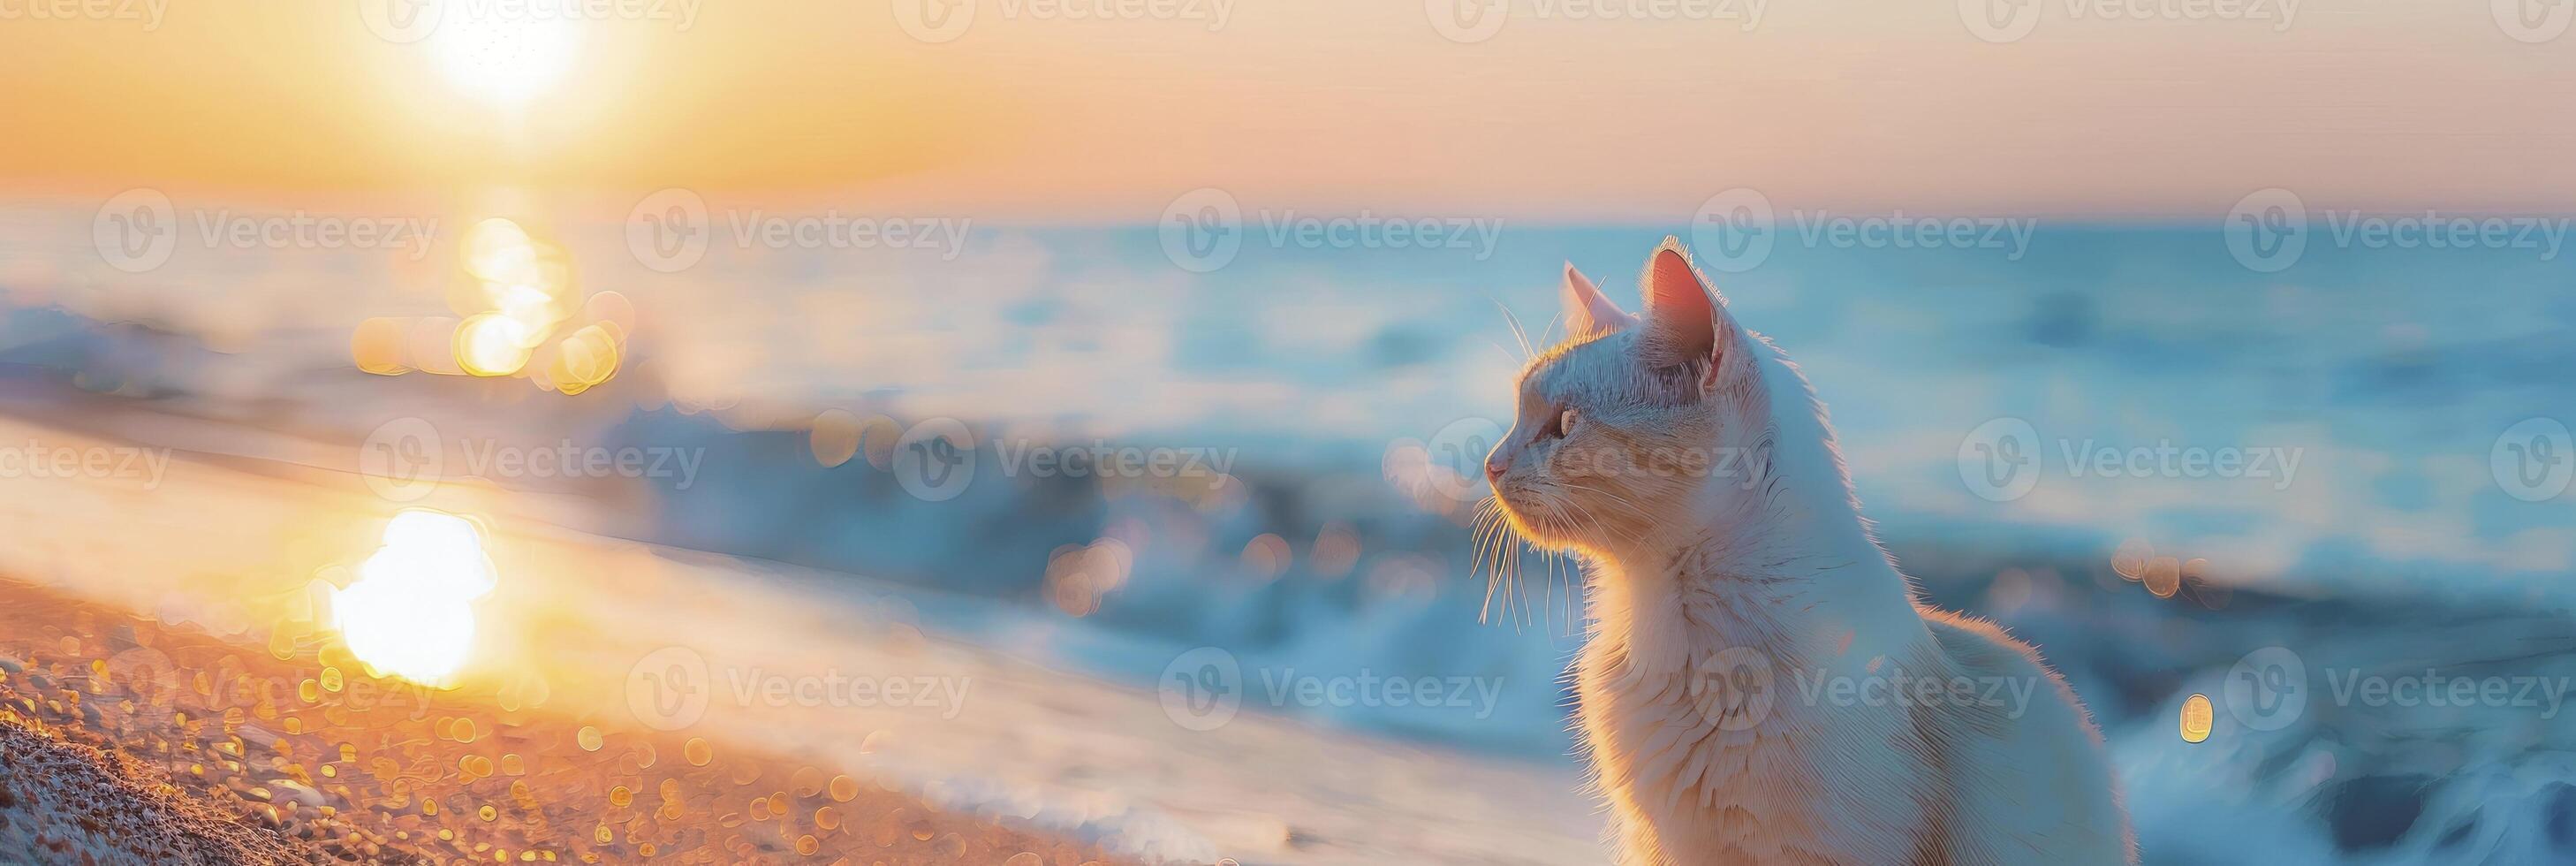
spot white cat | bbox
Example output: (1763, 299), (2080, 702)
(1484, 240), (2135, 865)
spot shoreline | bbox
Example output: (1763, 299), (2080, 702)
(0, 397), (1617, 865)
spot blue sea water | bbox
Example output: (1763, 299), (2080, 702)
(6, 205), (2576, 861)
(8, 204), (2573, 680)
(564, 216), (2576, 604)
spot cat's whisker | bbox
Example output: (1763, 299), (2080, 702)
(1556, 551), (1576, 639)
(1473, 500), (1509, 625)
(1560, 551), (1582, 639)
(1534, 551), (1556, 631)
(1473, 499), (1504, 628)
(1492, 299), (1537, 361)
(1467, 498), (1491, 573)
(1526, 492), (1606, 632)
(1538, 313), (1566, 348)
(1498, 507), (1534, 631)
(1474, 506), (1496, 612)
(1533, 551), (1550, 635)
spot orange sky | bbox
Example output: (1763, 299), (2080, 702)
(4, 0), (2571, 218)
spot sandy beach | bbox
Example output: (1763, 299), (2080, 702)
(0, 577), (1126, 865)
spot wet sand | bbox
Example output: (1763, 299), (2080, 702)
(0, 578), (1125, 865)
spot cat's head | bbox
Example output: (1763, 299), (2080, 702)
(1484, 239), (1777, 556)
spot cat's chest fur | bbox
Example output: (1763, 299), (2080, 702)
(1572, 567), (1939, 866)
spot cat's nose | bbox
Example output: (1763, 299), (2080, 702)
(1484, 453), (1509, 483)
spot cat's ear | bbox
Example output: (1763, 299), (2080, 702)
(1639, 239), (1753, 396)
(1560, 262), (1636, 340)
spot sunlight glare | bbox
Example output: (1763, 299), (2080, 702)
(463, 217), (536, 282)
(427, 10), (580, 109)
(332, 510), (499, 687)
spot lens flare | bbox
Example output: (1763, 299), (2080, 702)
(545, 323), (622, 396)
(331, 510), (498, 687)
(2179, 693), (2214, 743)
(351, 316), (410, 375)
(456, 313), (534, 376)
(418, 217), (619, 392)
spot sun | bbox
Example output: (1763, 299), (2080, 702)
(426, 9), (581, 109)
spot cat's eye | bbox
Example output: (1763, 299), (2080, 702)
(1553, 408), (1580, 437)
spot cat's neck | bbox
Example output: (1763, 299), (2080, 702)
(1584, 546), (1930, 703)
(1582, 510), (1924, 673)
